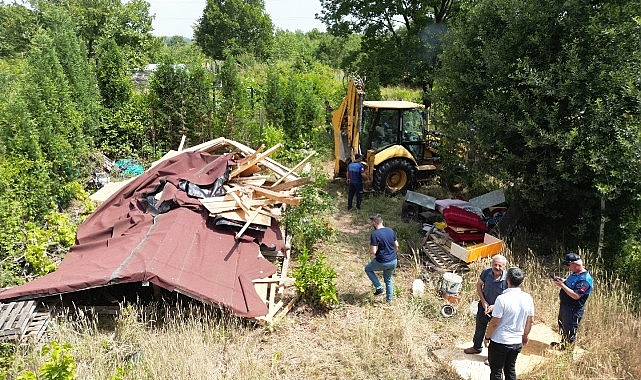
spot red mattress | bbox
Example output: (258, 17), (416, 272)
(443, 205), (488, 232)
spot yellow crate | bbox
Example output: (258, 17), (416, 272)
(449, 234), (503, 263)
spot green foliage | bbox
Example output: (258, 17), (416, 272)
(292, 247), (339, 309)
(0, 3), (37, 58)
(435, 0), (641, 272)
(283, 176), (334, 251)
(380, 86), (423, 103)
(318, 0), (456, 100)
(17, 30), (91, 183)
(99, 93), (153, 160)
(95, 38), (132, 109)
(0, 342), (17, 380)
(58, 0), (154, 66)
(17, 341), (76, 380)
(264, 61), (340, 145)
(148, 63), (214, 155)
(41, 4), (102, 140)
(24, 210), (77, 276)
(194, 0), (274, 60)
(213, 54), (259, 144)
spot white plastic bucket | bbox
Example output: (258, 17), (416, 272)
(412, 279), (425, 296)
(441, 272), (463, 295)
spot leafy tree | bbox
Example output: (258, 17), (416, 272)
(434, 0), (641, 268)
(194, 0), (274, 60)
(213, 54), (257, 143)
(95, 38), (132, 109)
(11, 31), (90, 184)
(0, 3), (37, 58)
(318, 0), (460, 106)
(41, 4), (102, 139)
(264, 60), (340, 146)
(148, 63), (214, 154)
(44, 0), (154, 66)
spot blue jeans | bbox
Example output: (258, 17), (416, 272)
(488, 340), (522, 380)
(348, 182), (363, 210)
(364, 258), (397, 302)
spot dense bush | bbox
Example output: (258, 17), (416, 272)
(292, 247), (338, 309)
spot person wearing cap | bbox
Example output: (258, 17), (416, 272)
(484, 267), (534, 380)
(364, 213), (398, 303)
(551, 252), (593, 348)
(463, 254), (508, 355)
(347, 153), (368, 210)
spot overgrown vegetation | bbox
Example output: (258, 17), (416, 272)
(1, 0), (641, 378)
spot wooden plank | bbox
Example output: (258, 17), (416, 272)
(3, 303), (23, 328)
(251, 278), (282, 284)
(254, 282), (268, 303)
(224, 186), (250, 214)
(15, 301), (36, 333)
(0, 328), (20, 339)
(235, 206), (263, 240)
(278, 247), (291, 295)
(248, 185), (301, 205)
(270, 151), (315, 187)
(182, 136), (228, 153)
(229, 143), (282, 178)
(268, 177), (312, 192)
(229, 177), (267, 187)
(0, 302), (14, 328)
(216, 209), (272, 226)
(234, 144), (265, 168)
(222, 139), (296, 179)
(268, 276), (277, 308)
(200, 200), (241, 214)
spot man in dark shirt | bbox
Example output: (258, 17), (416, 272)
(464, 254), (508, 355)
(551, 252), (593, 349)
(347, 153), (367, 210)
(364, 214), (398, 303)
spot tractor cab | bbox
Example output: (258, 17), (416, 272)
(359, 101), (432, 163)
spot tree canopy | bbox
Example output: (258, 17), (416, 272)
(318, 0), (459, 105)
(435, 0), (641, 265)
(194, 0), (274, 60)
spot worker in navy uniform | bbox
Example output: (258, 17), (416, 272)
(551, 252), (593, 349)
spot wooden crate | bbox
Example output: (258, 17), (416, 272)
(449, 233), (503, 263)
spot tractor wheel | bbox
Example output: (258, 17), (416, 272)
(373, 158), (416, 195)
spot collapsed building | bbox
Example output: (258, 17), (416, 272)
(0, 138), (310, 341)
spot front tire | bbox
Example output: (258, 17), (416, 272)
(373, 158), (415, 195)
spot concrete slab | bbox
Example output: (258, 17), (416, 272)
(432, 323), (568, 380)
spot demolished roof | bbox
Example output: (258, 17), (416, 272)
(0, 138), (310, 320)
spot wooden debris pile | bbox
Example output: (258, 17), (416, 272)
(151, 137), (314, 241)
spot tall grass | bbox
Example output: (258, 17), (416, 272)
(500, 241), (641, 380)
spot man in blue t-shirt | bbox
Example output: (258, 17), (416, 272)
(347, 153), (367, 210)
(364, 214), (399, 303)
(551, 252), (593, 348)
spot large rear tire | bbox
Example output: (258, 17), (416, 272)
(373, 158), (415, 195)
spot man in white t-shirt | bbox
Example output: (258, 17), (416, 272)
(483, 267), (534, 380)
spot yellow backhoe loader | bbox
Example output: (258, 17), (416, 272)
(332, 76), (442, 194)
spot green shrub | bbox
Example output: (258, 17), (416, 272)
(24, 210), (78, 276)
(292, 248), (338, 309)
(0, 342), (17, 380)
(17, 341), (76, 380)
(283, 175), (334, 251)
